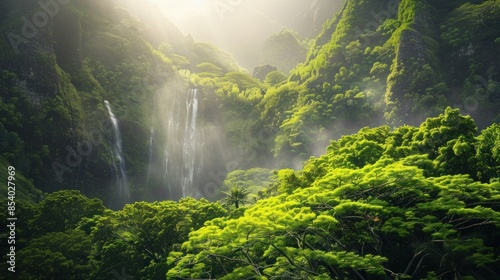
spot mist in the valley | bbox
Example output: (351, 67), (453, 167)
(121, 0), (344, 71)
(74, 0), (346, 203)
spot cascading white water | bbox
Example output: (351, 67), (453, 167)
(162, 149), (170, 193)
(163, 89), (203, 199)
(104, 100), (129, 199)
(148, 127), (154, 166)
(146, 127), (154, 182)
(182, 89), (199, 197)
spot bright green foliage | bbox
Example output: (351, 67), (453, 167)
(304, 108), (497, 183)
(168, 112), (500, 279)
(412, 107), (477, 157)
(169, 163), (500, 279)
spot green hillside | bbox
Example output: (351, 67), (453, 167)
(261, 0), (500, 165)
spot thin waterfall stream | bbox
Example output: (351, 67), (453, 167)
(104, 100), (130, 200)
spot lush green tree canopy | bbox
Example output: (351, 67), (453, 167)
(168, 114), (500, 279)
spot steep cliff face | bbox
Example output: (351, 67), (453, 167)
(438, 0), (500, 127)
(385, 0), (448, 126)
(262, 0), (500, 165)
(53, 5), (83, 75)
(289, 0), (346, 39)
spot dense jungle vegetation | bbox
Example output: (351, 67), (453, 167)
(1, 0), (499, 279)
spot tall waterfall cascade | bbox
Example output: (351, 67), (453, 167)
(162, 89), (204, 199)
(146, 127), (155, 182)
(104, 100), (130, 199)
(148, 127), (154, 167)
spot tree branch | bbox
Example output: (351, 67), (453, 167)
(269, 244), (320, 276)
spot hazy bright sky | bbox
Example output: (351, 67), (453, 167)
(147, 0), (297, 69)
(138, 0), (342, 70)
(148, 0), (339, 36)
(150, 0), (214, 24)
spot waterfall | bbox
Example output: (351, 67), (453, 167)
(182, 89), (199, 197)
(146, 127), (154, 183)
(148, 127), (154, 166)
(163, 89), (203, 199)
(104, 100), (129, 200)
(162, 149), (170, 194)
